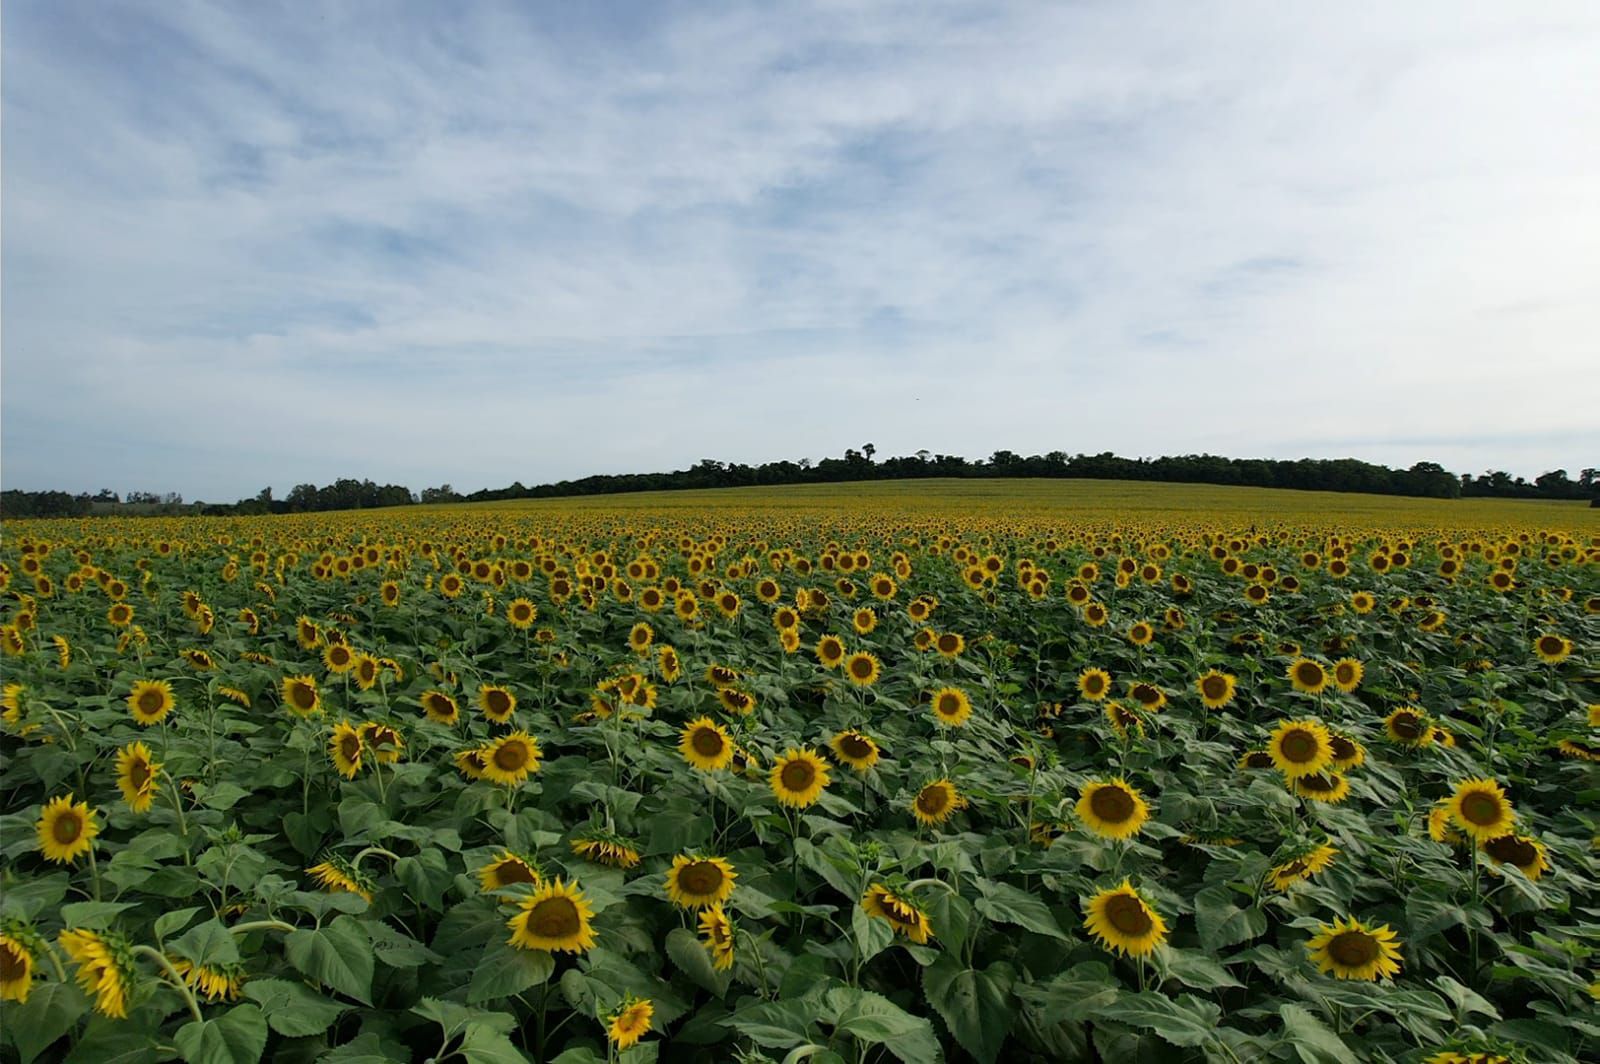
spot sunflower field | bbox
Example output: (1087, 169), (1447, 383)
(1, 488), (1596, 1064)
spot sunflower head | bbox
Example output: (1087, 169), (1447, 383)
(480, 731), (542, 786)
(1447, 778), (1515, 841)
(1195, 670), (1237, 709)
(128, 679), (176, 726)
(59, 928), (135, 1017)
(328, 721), (365, 779)
(569, 827), (641, 869)
(477, 684), (517, 723)
(478, 850), (542, 892)
(420, 689), (460, 725)
(1076, 779), (1149, 840)
(1267, 719), (1334, 779)
(506, 878), (597, 954)
(911, 779), (964, 827)
(829, 730), (881, 772)
(1077, 668), (1111, 701)
(861, 884), (933, 944)
(1083, 880), (1167, 957)
(929, 687), (972, 727)
(37, 795), (98, 864)
(665, 854), (738, 909)
(770, 749), (830, 808)
(1287, 658), (1329, 694)
(606, 996), (655, 1049)
(1305, 916), (1402, 981)
(1479, 833), (1550, 881)
(698, 904), (737, 969)
(0, 932), (36, 1003)
(115, 742), (162, 812)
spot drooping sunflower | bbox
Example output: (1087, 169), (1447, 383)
(1287, 658), (1330, 695)
(843, 651), (882, 687)
(1293, 771), (1351, 804)
(115, 742), (161, 812)
(358, 722), (404, 763)
(2, 682), (25, 727)
(59, 929), (132, 1018)
(1083, 880), (1167, 957)
(481, 731), (542, 786)
(128, 679), (176, 726)
(911, 779), (963, 827)
(698, 904), (736, 969)
(1479, 833), (1550, 881)
(665, 855), (738, 909)
(0, 933), (35, 1003)
(307, 856), (374, 902)
(770, 748), (830, 808)
(1267, 719), (1334, 779)
(1267, 844), (1338, 890)
(454, 747), (489, 780)
(328, 721), (364, 779)
(1384, 706), (1432, 747)
(1077, 668), (1112, 701)
(1076, 778), (1149, 840)
(569, 828), (641, 869)
(37, 795), (98, 864)
(861, 884), (933, 944)
(1305, 917), (1402, 980)
(477, 684), (517, 724)
(1127, 681), (1167, 712)
(507, 878), (597, 954)
(1557, 738), (1600, 762)
(281, 675), (321, 718)
(478, 850), (541, 891)
(170, 956), (242, 1003)
(1446, 778), (1515, 841)
(1104, 701), (1145, 740)
(929, 687), (972, 727)
(420, 690), (460, 725)
(679, 717), (734, 772)
(1427, 800), (1462, 844)
(717, 687), (756, 716)
(1533, 633), (1572, 664)
(1331, 658), (1364, 692)
(1195, 670), (1237, 709)
(181, 647), (216, 671)
(829, 730), (881, 772)
(607, 996), (654, 1050)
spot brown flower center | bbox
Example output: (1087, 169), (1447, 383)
(1327, 931), (1379, 967)
(679, 861), (725, 896)
(485, 690), (512, 716)
(1279, 729), (1320, 763)
(839, 734), (873, 759)
(780, 760), (816, 792)
(692, 728), (725, 758)
(1295, 663), (1323, 687)
(52, 811), (83, 844)
(137, 689), (165, 714)
(1201, 676), (1228, 700)
(291, 684), (317, 711)
(1483, 835), (1536, 866)
(0, 941), (26, 981)
(494, 741), (530, 772)
(917, 785), (951, 817)
(1089, 785), (1136, 823)
(1460, 792), (1503, 826)
(528, 896), (580, 939)
(1104, 893), (1153, 936)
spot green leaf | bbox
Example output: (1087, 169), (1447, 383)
(1099, 992), (1222, 1048)
(367, 920), (442, 968)
(1016, 961), (1119, 1023)
(320, 1032), (409, 1063)
(973, 879), (1067, 940)
(665, 927), (731, 995)
(9, 981), (88, 1064)
(825, 987), (941, 1064)
(1193, 886), (1266, 952)
(925, 890), (972, 952)
(469, 940), (555, 1004)
(458, 1025), (532, 1064)
(851, 899), (895, 964)
(923, 955), (1014, 1064)
(58, 901), (137, 929)
(413, 997), (518, 1040)
(195, 782), (250, 810)
(154, 907), (205, 940)
(242, 978), (349, 1037)
(1431, 975), (1500, 1022)
(1159, 947), (1242, 990)
(723, 999), (819, 1049)
(1278, 1003), (1348, 1064)
(285, 915), (375, 1004)
(174, 1003), (268, 1064)
(171, 920), (242, 969)
(0, 874), (68, 922)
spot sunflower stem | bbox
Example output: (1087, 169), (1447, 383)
(86, 842), (103, 901)
(132, 944), (204, 1025)
(227, 920), (295, 936)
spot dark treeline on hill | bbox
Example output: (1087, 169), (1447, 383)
(4, 450), (1596, 518)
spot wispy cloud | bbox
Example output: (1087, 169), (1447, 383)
(4, 1), (1598, 500)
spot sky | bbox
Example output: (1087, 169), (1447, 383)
(3, 1), (1598, 502)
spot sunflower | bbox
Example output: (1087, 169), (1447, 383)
(934, 631), (965, 658)
(1, 682), (25, 727)
(59, 929), (131, 1018)
(1384, 706), (1433, 747)
(770, 748), (830, 808)
(481, 732), (542, 786)
(506, 598), (538, 629)
(1328, 733), (1366, 770)
(829, 730), (881, 772)
(1533, 633), (1572, 664)
(680, 717), (734, 772)
(281, 675), (321, 718)
(698, 904), (736, 969)
(1195, 670), (1237, 709)
(358, 722), (404, 763)
(717, 687), (756, 715)
(815, 634), (846, 669)
(477, 684), (517, 723)
(322, 642), (356, 674)
(911, 779), (963, 827)
(170, 956), (243, 1002)
(128, 679), (176, 726)
(1076, 778), (1149, 839)
(1287, 658), (1329, 695)
(1105, 701), (1144, 740)
(1479, 833), (1550, 881)
(929, 687), (972, 727)
(37, 795), (98, 864)
(1557, 738), (1600, 762)
(1305, 917), (1402, 980)
(106, 602), (134, 627)
(328, 721), (364, 779)
(307, 856), (375, 902)
(842, 651), (882, 687)
(420, 689), (460, 725)
(296, 615), (322, 649)
(658, 645), (682, 682)
(861, 884), (933, 944)
(1331, 658), (1364, 692)
(569, 828), (641, 869)
(1268, 719), (1334, 779)
(1267, 844), (1338, 890)
(507, 878), (597, 954)
(478, 850), (541, 891)
(115, 742), (161, 812)
(852, 607), (878, 635)
(454, 748), (489, 780)
(1428, 800), (1462, 844)
(665, 855), (738, 909)
(1127, 681), (1167, 712)
(1077, 668), (1112, 701)
(1083, 880), (1167, 957)
(627, 623), (654, 655)
(1447, 778), (1515, 841)
(0, 933), (34, 1003)
(1293, 772), (1350, 803)
(607, 996), (654, 1049)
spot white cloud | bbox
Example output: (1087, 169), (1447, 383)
(4, 1), (1598, 499)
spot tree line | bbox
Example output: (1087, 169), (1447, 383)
(3, 451), (1594, 519)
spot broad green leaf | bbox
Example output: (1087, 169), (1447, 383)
(1277, 1003), (1348, 1064)
(9, 981), (87, 1064)
(722, 998), (818, 1049)
(826, 987), (941, 1064)
(458, 1025), (532, 1064)
(469, 940), (555, 1004)
(285, 915), (375, 1004)
(1016, 961), (1119, 1024)
(1099, 992), (1222, 1048)
(665, 927), (730, 995)
(59, 901), (137, 929)
(171, 919), (241, 969)
(174, 1003), (268, 1064)
(242, 978), (349, 1037)
(1159, 947), (1242, 990)
(923, 955), (1014, 1064)
(973, 879), (1067, 940)
(154, 907), (205, 940)
(851, 899), (895, 964)
(368, 919), (442, 968)
(1194, 886), (1266, 952)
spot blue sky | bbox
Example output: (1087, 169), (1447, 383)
(4, 1), (1597, 501)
